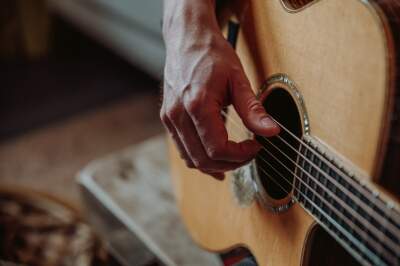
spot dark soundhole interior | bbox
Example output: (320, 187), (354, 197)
(305, 226), (361, 266)
(255, 88), (302, 200)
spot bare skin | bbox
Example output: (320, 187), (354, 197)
(161, 0), (280, 179)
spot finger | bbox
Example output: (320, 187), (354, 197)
(160, 109), (195, 168)
(230, 68), (280, 137)
(168, 107), (244, 173)
(163, 115), (226, 180)
(185, 97), (261, 163)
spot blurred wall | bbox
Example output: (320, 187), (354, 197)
(47, 0), (165, 79)
(0, 0), (51, 59)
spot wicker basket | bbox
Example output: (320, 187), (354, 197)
(0, 186), (119, 266)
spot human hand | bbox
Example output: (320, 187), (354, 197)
(161, 0), (280, 179)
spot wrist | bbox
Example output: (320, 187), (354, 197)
(163, 0), (219, 37)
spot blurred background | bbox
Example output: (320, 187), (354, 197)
(0, 0), (167, 265)
(0, 0), (164, 205)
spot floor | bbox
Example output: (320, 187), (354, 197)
(0, 95), (163, 208)
(0, 17), (164, 210)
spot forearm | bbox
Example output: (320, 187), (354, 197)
(162, 0), (220, 46)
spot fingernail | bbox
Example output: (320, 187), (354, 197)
(261, 116), (278, 128)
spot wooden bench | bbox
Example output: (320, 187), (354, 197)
(78, 135), (221, 266)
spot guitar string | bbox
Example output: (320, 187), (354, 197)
(235, 1), (400, 222)
(257, 151), (396, 264)
(274, 129), (400, 228)
(258, 169), (384, 265)
(163, 68), (397, 224)
(225, 129), (391, 265)
(373, 0), (400, 224)
(270, 116), (400, 222)
(267, 126), (400, 240)
(223, 125), (394, 261)
(221, 109), (400, 236)
(257, 167), (386, 265)
(223, 1), (400, 262)
(223, 109), (400, 223)
(221, 111), (400, 244)
(262, 170), (382, 262)
(227, 0), (400, 220)
(162, 66), (396, 237)
(225, 123), (396, 259)
(256, 147), (398, 256)
(227, 111), (400, 245)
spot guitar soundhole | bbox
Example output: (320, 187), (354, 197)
(305, 226), (361, 266)
(255, 88), (302, 200)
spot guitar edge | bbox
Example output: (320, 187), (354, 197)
(168, 0), (400, 265)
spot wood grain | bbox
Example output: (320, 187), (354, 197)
(169, 0), (399, 265)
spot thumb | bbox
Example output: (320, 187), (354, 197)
(230, 68), (280, 137)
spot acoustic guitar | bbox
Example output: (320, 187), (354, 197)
(168, 0), (400, 265)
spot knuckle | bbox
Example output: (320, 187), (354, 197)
(192, 159), (201, 169)
(183, 85), (210, 115)
(184, 98), (202, 115)
(192, 157), (207, 170)
(247, 99), (264, 113)
(207, 145), (224, 160)
(165, 105), (182, 121)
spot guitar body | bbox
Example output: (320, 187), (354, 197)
(168, 1), (400, 265)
